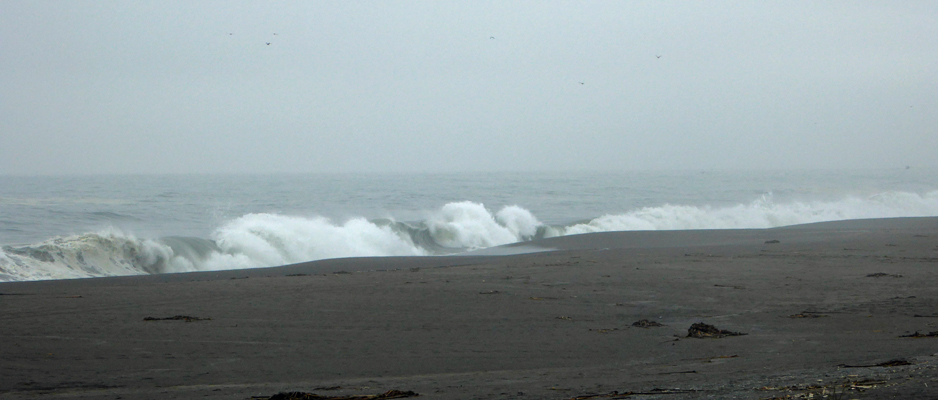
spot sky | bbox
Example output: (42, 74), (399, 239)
(1, 1), (936, 175)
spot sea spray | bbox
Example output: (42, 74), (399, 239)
(560, 190), (938, 234)
(210, 213), (426, 267)
(495, 205), (542, 240)
(425, 202), (538, 249)
(2, 189), (938, 282)
(0, 229), (192, 281)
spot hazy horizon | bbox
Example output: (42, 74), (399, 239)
(1, 165), (931, 178)
(3, 1), (936, 175)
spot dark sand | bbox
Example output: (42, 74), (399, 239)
(2, 217), (938, 399)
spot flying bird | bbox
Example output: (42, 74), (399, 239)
(490, 36), (495, 39)
(579, 82), (584, 85)
(656, 55), (661, 59)
(266, 42), (271, 45)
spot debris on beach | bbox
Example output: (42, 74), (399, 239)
(874, 359), (913, 367)
(838, 358), (912, 368)
(697, 355), (739, 362)
(565, 388), (698, 399)
(565, 390), (633, 399)
(478, 290), (500, 295)
(900, 331), (938, 338)
(143, 315), (211, 322)
(686, 322), (747, 338)
(787, 312), (828, 318)
(713, 284), (745, 289)
(656, 370), (697, 375)
(632, 319), (665, 328)
(757, 378), (887, 398)
(261, 389), (418, 400)
(866, 272), (903, 278)
(764, 239), (780, 244)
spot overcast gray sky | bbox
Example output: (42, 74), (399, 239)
(1, 1), (936, 175)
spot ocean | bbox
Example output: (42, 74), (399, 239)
(2, 169), (936, 282)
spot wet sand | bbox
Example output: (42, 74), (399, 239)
(2, 217), (938, 399)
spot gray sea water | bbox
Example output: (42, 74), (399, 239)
(2, 168), (936, 281)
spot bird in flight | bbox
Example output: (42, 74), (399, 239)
(490, 36), (495, 39)
(579, 82), (584, 85)
(266, 42), (271, 45)
(656, 55), (661, 59)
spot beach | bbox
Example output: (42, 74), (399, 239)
(2, 217), (937, 399)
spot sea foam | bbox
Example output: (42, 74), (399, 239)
(561, 190), (938, 234)
(2, 190), (937, 281)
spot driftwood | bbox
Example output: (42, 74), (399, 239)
(261, 390), (418, 400)
(900, 331), (938, 338)
(866, 272), (902, 278)
(787, 312), (828, 318)
(567, 388), (699, 399)
(143, 315), (211, 322)
(838, 358), (912, 368)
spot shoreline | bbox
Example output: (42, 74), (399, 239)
(2, 216), (937, 399)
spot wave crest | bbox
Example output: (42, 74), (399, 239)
(2, 191), (937, 281)
(0, 229), (194, 281)
(211, 213), (426, 269)
(425, 201), (540, 249)
(560, 190), (938, 234)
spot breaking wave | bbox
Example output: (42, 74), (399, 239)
(3, 191), (937, 282)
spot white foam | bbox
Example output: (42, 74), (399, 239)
(210, 213), (426, 269)
(2, 191), (937, 282)
(495, 205), (541, 240)
(425, 201), (538, 249)
(0, 229), (187, 281)
(560, 190), (938, 235)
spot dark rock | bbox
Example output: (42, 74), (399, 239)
(686, 322), (747, 338)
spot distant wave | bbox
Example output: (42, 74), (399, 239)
(3, 191), (937, 282)
(561, 190), (938, 234)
